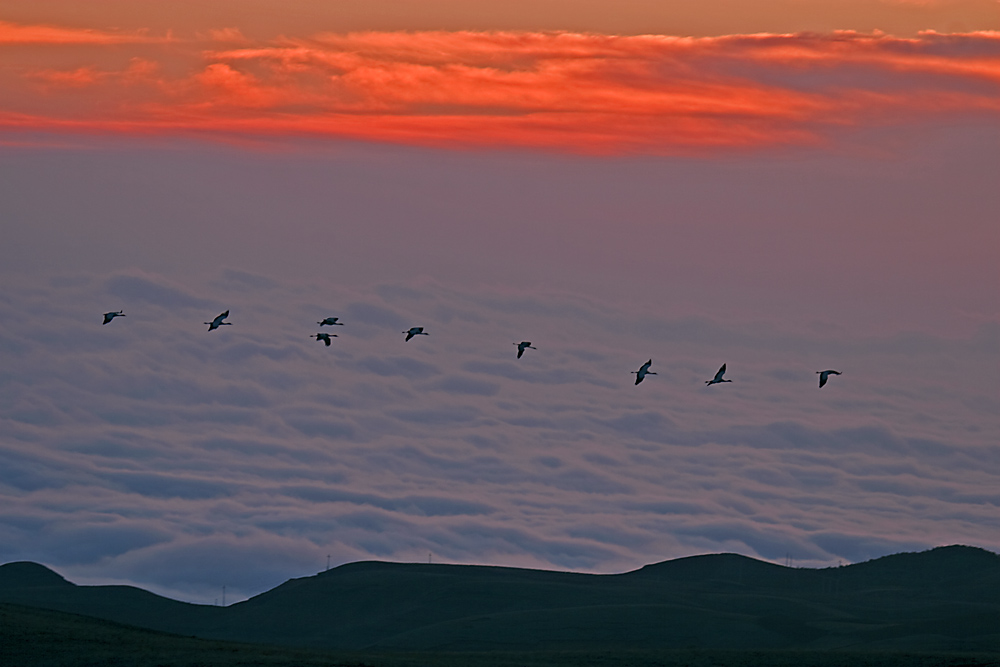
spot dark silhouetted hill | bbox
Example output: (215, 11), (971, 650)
(6, 602), (1000, 667)
(0, 561), (72, 589)
(2, 546), (999, 653)
(0, 560), (227, 636)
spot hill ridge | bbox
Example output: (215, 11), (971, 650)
(0, 561), (74, 589)
(2, 545), (998, 652)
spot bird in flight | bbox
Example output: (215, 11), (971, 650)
(312, 332), (337, 347)
(317, 317), (343, 327)
(205, 310), (232, 331)
(403, 327), (428, 341)
(632, 359), (656, 385)
(514, 341), (536, 359)
(817, 370), (841, 388)
(102, 310), (125, 325)
(705, 364), (732, 386)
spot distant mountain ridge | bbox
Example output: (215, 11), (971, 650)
(2, 545), (998, 652)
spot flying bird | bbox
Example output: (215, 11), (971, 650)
(317, 317), (343, 327)
(102, 310), (125, 325)
(514, 341), (536, 359)
(205, 310), (232, 331)
(403, 327), (428, 342)
(817, 370), (841, 388)
(312, 332), (337, 347)
(632, 359), (656, 385)
(705, 363), (732, 386)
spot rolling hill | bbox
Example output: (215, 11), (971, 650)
(2, 545), (998, 653)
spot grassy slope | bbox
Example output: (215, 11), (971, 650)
(0, 603), (368, 667)
(3, 603), (1000, 667)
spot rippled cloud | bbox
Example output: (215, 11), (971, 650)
(0, 270), (996, 601)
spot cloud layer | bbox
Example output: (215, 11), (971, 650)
(0, 271), (996, 602)
(1, 24), (998, 153)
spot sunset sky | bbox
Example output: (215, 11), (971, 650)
(1, 1), (998, 604)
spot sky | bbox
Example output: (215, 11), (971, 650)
(0, 1), (998, 604)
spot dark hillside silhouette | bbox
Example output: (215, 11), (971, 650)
(5, 602), (999, 667)
(0, 561), (72, 589)
(2, 546), (998, 653)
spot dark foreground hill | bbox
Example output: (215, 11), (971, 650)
(5, 604), (1000, 667)
(2, 545), (999, 655)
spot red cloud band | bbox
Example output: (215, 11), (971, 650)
(1, 25), (998, 153)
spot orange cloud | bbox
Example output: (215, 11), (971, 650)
(1, 24), (997, 154)
(0, 20), (165, 45)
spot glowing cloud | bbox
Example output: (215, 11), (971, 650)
(0, 20), (166, 45)
(1, 24), (998, 153)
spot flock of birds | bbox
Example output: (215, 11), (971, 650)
(102, 309), (842, 388)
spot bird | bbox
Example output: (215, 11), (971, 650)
(403, 327), (428, 341)
(102, 310), (125, 325)
(205, 310), (232, 331)
(317, 317), (343, 327)
(632, 359), (656, 385)
(312, 332), (337, 347)
(514, 341), (536, 359)
(817, 370), (841, 388)
(705, 363), (732, 386)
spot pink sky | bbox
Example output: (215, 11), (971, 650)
(0, 3), (997, 603)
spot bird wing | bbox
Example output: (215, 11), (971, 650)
(819, 373), (828, 387)
(517, 348), (524, 358)
(640, 360), (652, 373)
(713, 364), (726, 382)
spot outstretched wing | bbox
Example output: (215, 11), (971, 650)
(713, 364), (727, 382)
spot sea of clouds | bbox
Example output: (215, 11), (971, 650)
(1, 268), (996, 603)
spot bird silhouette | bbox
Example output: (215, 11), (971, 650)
(632, 359), (656, 385)
(705, 363), (732, 386)
(317, 317), (343, 327)
(312, 332), (337, 346)
(205, 310), (232, 331)
(514, 341), (536, 359)
(817, 370), (841, 388)
(403, 327), (428, 342)
(102, 310), (125, 325)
